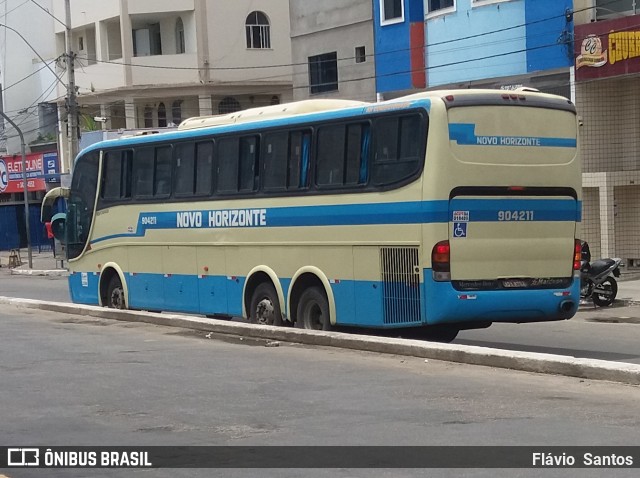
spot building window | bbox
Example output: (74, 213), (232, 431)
(143, 106), (153, 127)
(218, 97), (241, 114)
(172, 100), (183, 125)
(246, 11), (271, 49)
(308, 52), (338, 94)
(595, 0), (635, 19)
(175, 17), (185, 54)
(158, 102), (167, 127)
(133, 24), (162, 56)
(428, 0), (455, 14)
(380, 0), (404, 24)
(355, 46), (366, 63)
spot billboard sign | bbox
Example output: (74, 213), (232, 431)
(575, 14), (640, 81)
(0, 151), (58, 194)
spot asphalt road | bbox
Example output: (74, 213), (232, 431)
(1, 273), (640, 364)
(1, 305), (639, 478)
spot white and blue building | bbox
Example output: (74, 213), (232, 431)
(373, 0), (574, 98)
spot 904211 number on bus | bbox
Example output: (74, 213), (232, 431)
(497, 210), (534, 221)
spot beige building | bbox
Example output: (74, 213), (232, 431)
(52, 0), (293, 170)
(573, 0), (640, 264)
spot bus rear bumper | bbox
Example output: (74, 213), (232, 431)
(423, 271), (580, 326)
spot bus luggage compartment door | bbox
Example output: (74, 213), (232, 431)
(448, 194), (578, 282)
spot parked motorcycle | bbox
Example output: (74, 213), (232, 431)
(580, 241), (622, 306)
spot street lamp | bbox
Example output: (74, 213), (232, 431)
(0, 111), (33, 269)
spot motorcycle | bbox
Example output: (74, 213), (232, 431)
(580, 241), (622, 307)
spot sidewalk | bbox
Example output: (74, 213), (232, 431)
(0, 248), (67, 276)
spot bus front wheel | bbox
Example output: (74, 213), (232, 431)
(106, 275), (126, 310)
(296, 287), (331, 331)
(249, 282), (283, 326)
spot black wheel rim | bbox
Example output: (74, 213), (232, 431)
(303, 301), (324, 330)
(254, 296), (275, 325)
(110, 286), (125, 309)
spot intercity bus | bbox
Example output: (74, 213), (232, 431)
(42, 89), (581, 341)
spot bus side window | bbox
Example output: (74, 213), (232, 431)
(134, 147), (155, 198)
(195, 141), (214, 196)
(101, 150), (131, 201)
(154, 146), (173, 197)
(263, 132), (288, 192)
(175, 142), (196, 196)
(239, 136), (259, 193)
(316, 125), (346, 187)
(372, 113), (424, 186)
(345, 123), (369, 186)
(217, 138), (240, 194)
(289, 131), (311, 189)
(300, 132), (311, 188)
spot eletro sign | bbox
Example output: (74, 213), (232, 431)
(0, 159), (8, 193)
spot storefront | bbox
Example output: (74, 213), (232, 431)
(0, 150), (59, 250)
(574, 15), (640, 264)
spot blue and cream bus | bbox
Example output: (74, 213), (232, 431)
(42, 89), (581, 341)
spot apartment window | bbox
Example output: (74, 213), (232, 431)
(595, 0), (635, 19)
(218, 97), (241, 114)
(355, 46), (366, 63)
(175, 17), (185, 54)
(158, 102), (167, 127)
(246, 11), (271, 49)
(143, 106), (153, 128)
(172, 100), (183, 125)
(428, 0), (454, 14)
(133, 23), (161, 56)
(380, 0), (404, 24)
(308, 52), (338, 94)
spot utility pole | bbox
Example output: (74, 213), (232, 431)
(64, 0), (78, 172)
(0, 111), (33, 269)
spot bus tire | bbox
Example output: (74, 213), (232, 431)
(420, 325), (459, 343)
(106, 274), (127, 310)
(296, 286), (331, 331)
(249, 282), (283, 326)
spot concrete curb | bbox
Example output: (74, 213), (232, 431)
(2, 296), (640, 386)
(9, 268), (68, 277)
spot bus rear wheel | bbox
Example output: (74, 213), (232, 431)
(106, 275), (126, 309)
(419, 325), (459, 343)
(249, 282), (283, 326)
(297, 287), (331, 331)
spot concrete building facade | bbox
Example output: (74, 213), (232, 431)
(289, 0), (376, 102)
(424, 0), (574, 96)
(51, 0), (293, 171)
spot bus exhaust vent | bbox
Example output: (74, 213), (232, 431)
(380, 247), (422, 325)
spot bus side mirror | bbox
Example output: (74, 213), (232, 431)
(50, 212), (67, 243)
(41, 187), (69, 222)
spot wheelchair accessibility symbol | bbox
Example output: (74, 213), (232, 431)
(453, 222), (467, 238)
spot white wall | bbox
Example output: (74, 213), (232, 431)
(1, 0), (58, 154)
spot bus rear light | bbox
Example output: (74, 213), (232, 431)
(445, 95), (455, 102)
(573, 239), (581, 270)
(432, 240), (451, 281)
(508, 186), (526, 191)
